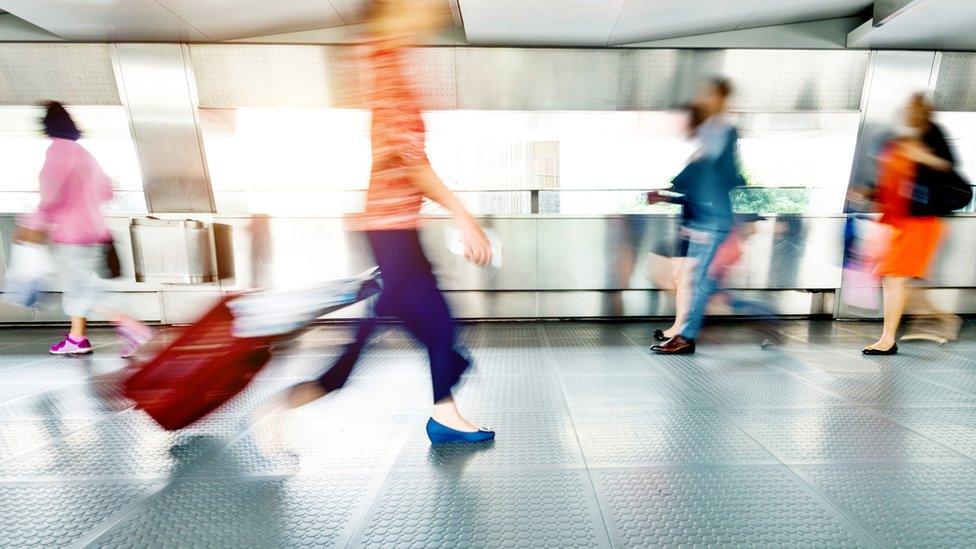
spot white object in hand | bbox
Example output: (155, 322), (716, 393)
(446, 228), (502, 268)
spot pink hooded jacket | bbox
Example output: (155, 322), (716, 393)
(22, 138), (113, 245)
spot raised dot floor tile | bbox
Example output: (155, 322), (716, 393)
(546, 350), (658, 376)
(674, 371), (848, 408)
(560, 375), (704, 410)
(191, 415), (413, 477)
(392, 410), (584, 472)
(880, 408), (976, 460)
(911, 371), (976, 397)
(465, 350), (551, 377)
(0, 417), (102, 464)
(0, 480), (161, 548)
(727, 408), (968, 464)
(0, 412), (239, 480)
(572, 408), (776, 466)
(0, 380), (129, 419)
(352, 470), (610, 548)
(795, 463), (976, 548)
(797, 370), (976, 407)
(454, 375), (567, 409)
(591, 465), (874, 548)
(90, 475), (379, 548)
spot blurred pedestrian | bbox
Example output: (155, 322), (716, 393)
(708, 215), (781, 348)
(20, 101), (152, 357)
(281, 0), (495, 444)
(649, 104), (702, 343)
(650, 78), (744, 355)
(864, 93), (961, 354)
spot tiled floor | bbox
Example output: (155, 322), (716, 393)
(1, 320), (976, 547)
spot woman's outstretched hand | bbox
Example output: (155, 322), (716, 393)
(459, 217), (492, 267)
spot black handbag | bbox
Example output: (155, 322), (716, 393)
(911, 168), (973, 216)
(101, 237), (122, 279)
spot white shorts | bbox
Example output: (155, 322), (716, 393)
(51, 244), (105, 318)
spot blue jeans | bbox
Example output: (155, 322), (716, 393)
(679, 227), (727, 339)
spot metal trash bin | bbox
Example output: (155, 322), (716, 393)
(130, 217), (217, 283)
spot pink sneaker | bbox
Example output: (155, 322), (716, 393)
(117, 323), (153, 359)
(50, 335), (93, 355)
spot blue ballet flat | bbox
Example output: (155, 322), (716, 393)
(426, 418), (495, 444)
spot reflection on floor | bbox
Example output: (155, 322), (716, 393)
(1, 320), (976, 547)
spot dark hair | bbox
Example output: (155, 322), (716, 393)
(681, 103), (706, 135)
(41, 101), (81, 141)
(909, 91), (933, 117)
(708, 77), (733, 98)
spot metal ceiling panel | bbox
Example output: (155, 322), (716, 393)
(0, 44), (119, 105)
(848, 0), (976, 50)
(459, 0), (628, 46)
(740, 0), (873, 29)
(158, 0), (345, 41)
(329, 0), (369, 25)
(609, 0), (761, 45)
(0, 0), (210, 41)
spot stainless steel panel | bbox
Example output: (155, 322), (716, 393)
(444, 291), (537, 319)
(160, 290), (222, 325)
(725, 217), (845, 290)
(420, 218), (537, 291)
(0, 44), (119, 105)
(115, 44), (214, 213)
(129, 217), (217, 284)
(924, 217), (976, 287)
(455, 48), (620, 111)
(32, 292), (161, 323)
(935, 52), (976, 111)
(213, 216), (368, 291)
(848, 50), (936, 189)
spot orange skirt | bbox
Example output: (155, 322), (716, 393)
(877, 216), (945, 279)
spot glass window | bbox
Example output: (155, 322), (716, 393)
(0, 106), (145, 213)
(198, 108), (860, 216)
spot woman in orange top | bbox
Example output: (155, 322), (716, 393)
(864, 94), (957, 355)
(282, 0), (496, 444)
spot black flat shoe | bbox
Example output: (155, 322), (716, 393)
(653, 329), (668, 342)
(862, 344), (898, 356)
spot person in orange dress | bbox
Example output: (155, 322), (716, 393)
(864, 94), (958, 355)
(280, 0), (496, 444)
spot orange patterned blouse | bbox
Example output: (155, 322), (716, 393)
(347, 39), (427, 232)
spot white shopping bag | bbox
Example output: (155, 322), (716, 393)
(446, 228), (503, 268)
(2, 242), (53, 308)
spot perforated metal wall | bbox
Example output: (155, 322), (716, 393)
(191, 44), (459, 110)
(721, 50), (869, 112)
(0, 44), (119, 105)
(935, 53), (976, 111)
(191, 45), (334, 108)
(616, 50), (683, 110)
(404, 48), (458, 110)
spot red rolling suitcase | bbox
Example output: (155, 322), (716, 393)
(124, 269), (380, 430)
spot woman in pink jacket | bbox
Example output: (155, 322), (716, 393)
(23, 102), (151, 356)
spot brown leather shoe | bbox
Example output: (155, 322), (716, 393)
(651, 335), (696, 355)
